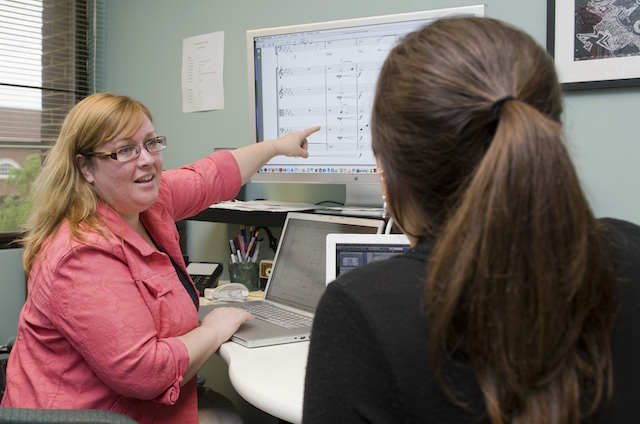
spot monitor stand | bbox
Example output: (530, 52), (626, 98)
(343, 183), (383, 208)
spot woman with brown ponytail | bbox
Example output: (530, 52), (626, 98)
(303, 17), (640, 424)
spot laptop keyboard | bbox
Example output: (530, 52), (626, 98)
(240, 303), (313, 329)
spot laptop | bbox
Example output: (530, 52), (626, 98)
(325, 233), (411, 284)
(198, 212), (385, 347)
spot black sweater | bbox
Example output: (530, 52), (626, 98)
(303, 218), (640, 423)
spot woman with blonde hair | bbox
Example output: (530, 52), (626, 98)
(2, 92), (318, 424)
(303, 17), (640, 424)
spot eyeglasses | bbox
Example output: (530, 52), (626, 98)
(84, 136), (167, 163)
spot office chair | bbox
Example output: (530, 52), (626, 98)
(1, 339), (138, 424)
(1, 337), (15, 401)
(0, 408), (139, 424)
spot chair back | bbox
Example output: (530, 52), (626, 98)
(1, 337), (138, 424)
(0, 407), (139, 423)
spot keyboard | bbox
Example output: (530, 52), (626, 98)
(239, 303), (312, 329)
(191, 275), (209, 285)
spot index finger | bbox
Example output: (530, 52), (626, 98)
(300, 126), (321, 138)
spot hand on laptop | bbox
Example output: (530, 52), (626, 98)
(201, 307), (255, 342)
(177, 307), (255, 385)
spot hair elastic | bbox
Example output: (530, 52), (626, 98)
(490, 95), (516, 117)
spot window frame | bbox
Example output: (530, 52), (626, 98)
(0, 0), (104, 248)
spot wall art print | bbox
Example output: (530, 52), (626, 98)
(547, 0), (640, 90)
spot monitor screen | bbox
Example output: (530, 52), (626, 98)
(247, 5), (486, 206)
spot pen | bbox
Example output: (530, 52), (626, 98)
(240, 225), (247, 248)
(236, 234), (246, 260)
(250, 241), (260, 263)
(229, 239), (240, 263)
(231, 237), (243, 262)
(248, 226), (255, 245)
(245, 229), (259, 260)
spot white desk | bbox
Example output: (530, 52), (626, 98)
(218, 340), (309, 424)
(200, 294), (308, 423)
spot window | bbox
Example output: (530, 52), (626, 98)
(0, 159), (20, 179)
(0, 0), (104, 238)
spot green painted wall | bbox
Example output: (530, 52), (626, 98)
(102, 0), (640, 273)
(0, 248), (25, 343)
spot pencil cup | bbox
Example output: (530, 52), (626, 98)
(229, 261), (260, 292)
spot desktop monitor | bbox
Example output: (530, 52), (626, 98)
(247, 5), (487, 207)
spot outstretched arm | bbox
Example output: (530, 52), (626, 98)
(230, 126), (320, 185)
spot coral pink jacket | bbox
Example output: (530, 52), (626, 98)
(1, 151), (241, 424)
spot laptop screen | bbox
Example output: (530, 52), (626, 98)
(334, 242), (409, 278)
(265, 213), (384, 313)
(325, 233), (411, 284)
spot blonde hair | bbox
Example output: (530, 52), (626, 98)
(373, 17), (616, 424)
(22, 93), (152, 275)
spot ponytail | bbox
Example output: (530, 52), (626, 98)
(372, 17), (618, 423)
(426, 99), (616, 424)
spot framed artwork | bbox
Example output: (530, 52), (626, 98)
(547, 0), (640, 90)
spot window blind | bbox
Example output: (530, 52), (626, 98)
(0, 0), (104, 234)
(0, 0), (105, 147)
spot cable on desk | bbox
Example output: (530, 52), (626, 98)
(314, 200), (344, 207)
(255, 226), (278, 252)
(384, 217), (394, 234)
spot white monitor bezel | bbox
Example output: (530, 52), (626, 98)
(246, 5), (487, 190)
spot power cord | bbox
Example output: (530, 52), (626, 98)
(384, 217), (394, 234)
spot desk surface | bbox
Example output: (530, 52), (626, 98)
(200, 295), (308, 423)
(218, 340), (309, 424)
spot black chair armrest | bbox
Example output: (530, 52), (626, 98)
(0, 407), (138, 424)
